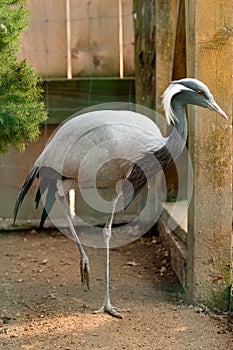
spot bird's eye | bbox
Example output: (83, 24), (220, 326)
(197, 90), (203, 95)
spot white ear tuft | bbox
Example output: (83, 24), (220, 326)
(162, 82), (191, 125)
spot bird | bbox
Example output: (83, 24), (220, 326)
(13, 78), (227, 318)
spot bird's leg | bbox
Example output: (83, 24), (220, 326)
(56, 195), (90, 289)
(94, 196), (125, 319)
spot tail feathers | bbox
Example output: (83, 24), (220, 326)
(35, 177), (50, 209)
(13, 165), (39, 226)
(39, 180), (57, 229)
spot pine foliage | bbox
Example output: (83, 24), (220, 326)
(0, 0), (47, 153)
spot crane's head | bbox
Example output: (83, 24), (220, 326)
(162, 78), (228, 125)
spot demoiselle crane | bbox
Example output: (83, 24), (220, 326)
(14, 78), (228, 318)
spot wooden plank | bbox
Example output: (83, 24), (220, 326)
(172, 0), (186, 80)
(167, 0), (187, 208)
(155, 0), (187, 211)
(157, 216), (187, 289)
(19, 0), (67, 77)
(155, 0), (179, 114)
(43, 78), (135, 124)
(122, 0), (134, 76)
(70, 0), (134, 77)
(185, 0), (232, 310)
(134, 0), (156, 109)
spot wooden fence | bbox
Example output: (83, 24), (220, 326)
(19, 0), (134, 78)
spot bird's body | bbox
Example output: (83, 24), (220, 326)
(14, 78), (227, 318)
(35, 110), (166, 191)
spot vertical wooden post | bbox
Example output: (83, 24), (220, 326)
(134, 0), (155, 109)
(155, 0), (188, 204)
(118, 0), (124, 79)
(66, 0), (72, 79)
(133, 0), (158, 225)
(155, 0), (179, 115)
(186, 0), (232, 310)
(172, 0), (186, 80)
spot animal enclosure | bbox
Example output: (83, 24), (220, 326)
(0, 0), (232, 312)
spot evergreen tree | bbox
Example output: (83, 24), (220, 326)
(0, 0), (47, 153)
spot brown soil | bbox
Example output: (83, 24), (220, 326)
(0, 229), (232, 350)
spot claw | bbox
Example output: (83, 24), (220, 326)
(93, 304), (129, 319)
(80, 255), (90, 290)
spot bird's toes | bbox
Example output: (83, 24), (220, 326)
(106, 306), (123, 319)
(93, 305), (127, 319)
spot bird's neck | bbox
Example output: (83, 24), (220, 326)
(152, 97), (187, 169)
(123, 98), (188, 206)
(166, 98), (188, 160)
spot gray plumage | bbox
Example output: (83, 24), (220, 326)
(13, 78), (227, 318)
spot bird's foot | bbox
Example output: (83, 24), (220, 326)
(93, 304), (129, 319)
(80, 255), (90, 290)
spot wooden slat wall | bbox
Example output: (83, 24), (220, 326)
(19, 0), (134, 78)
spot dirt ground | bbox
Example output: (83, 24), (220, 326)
(0, 228), (233, 350)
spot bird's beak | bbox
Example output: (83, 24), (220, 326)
(207, 100), (228, 120)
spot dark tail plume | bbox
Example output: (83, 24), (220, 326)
(35, 176), (49, 209)
(13, 165), (39, 225)
(39, 180), (57, 229)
